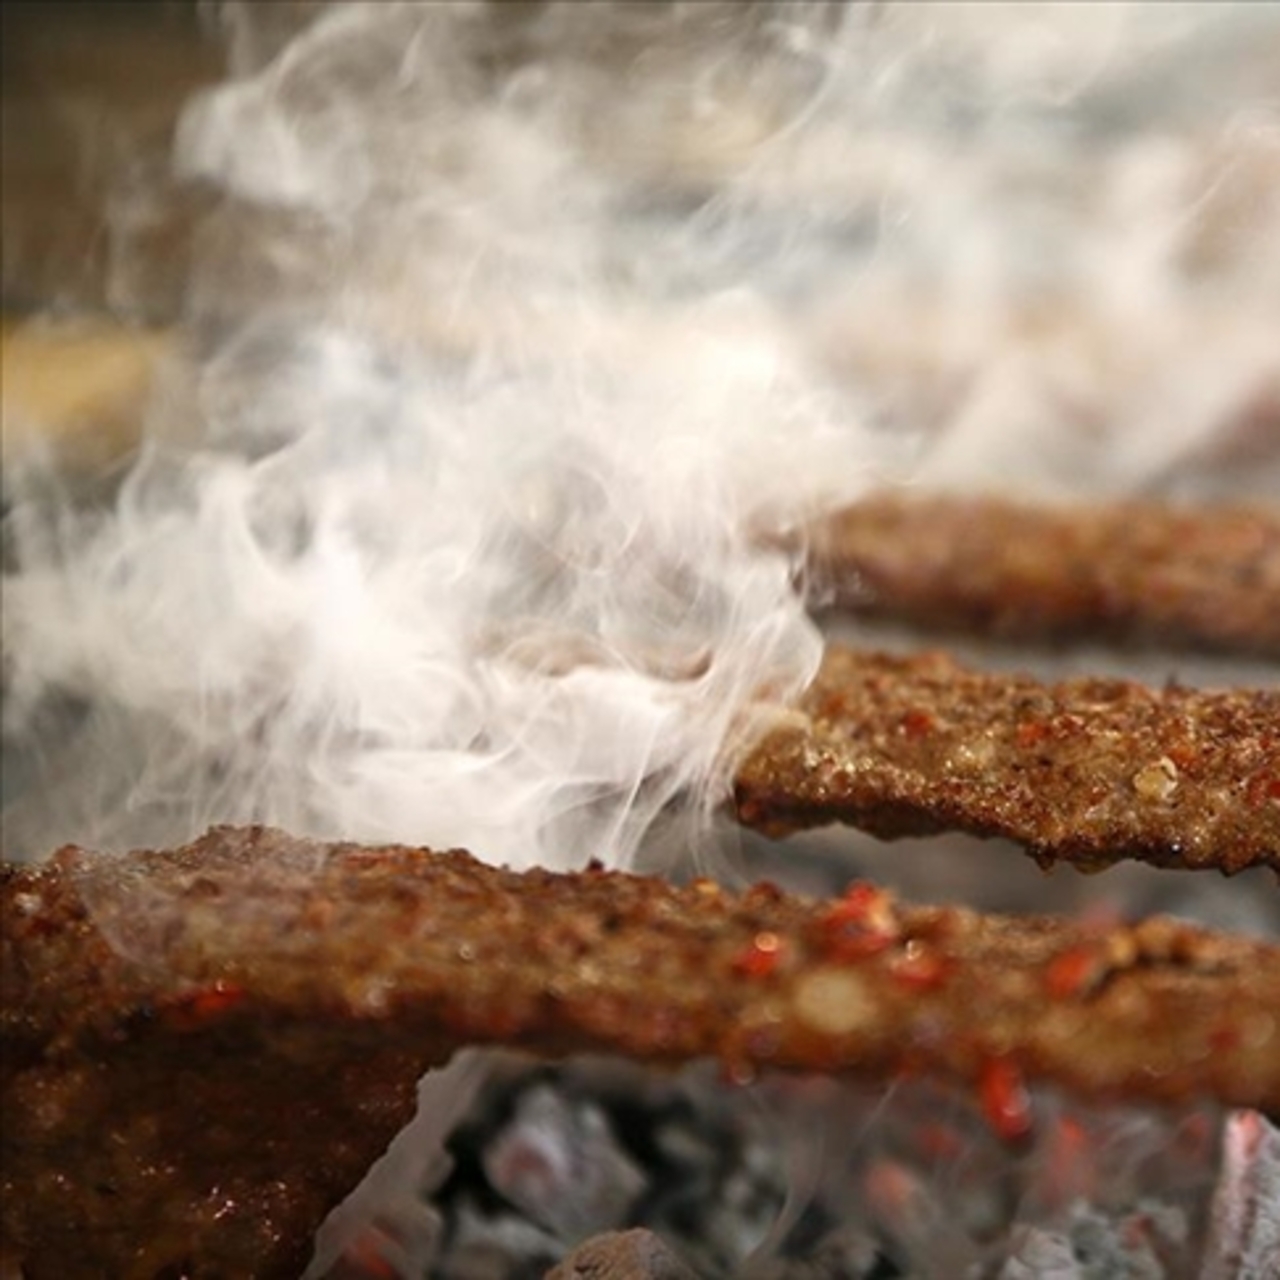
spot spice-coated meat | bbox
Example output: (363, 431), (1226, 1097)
(804, 493), (1280, 657)
(545, 1230), (698, 1279)
(733, 647), (1280, 874)
(4, 826), (1280, 1278)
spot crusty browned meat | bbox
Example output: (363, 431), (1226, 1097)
(734, 647), (1280, 874)
(2, 842), (439, 1279)
(545, 1230), (697, 1280)
(803, 493), (1280, 656)
(5, 827), (1280, 1277)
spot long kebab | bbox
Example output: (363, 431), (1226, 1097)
(4, 826), (1279, 1278)
(733, 647), (1280, 875)
(802, 493), (1280, 658)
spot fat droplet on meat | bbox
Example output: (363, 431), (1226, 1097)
(793, 967), (876, 1036)
(1133, 757), (1179, 802)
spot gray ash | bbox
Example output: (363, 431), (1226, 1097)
(432, 1060), (800, 1278)
(409, 1057), (1251, 1280)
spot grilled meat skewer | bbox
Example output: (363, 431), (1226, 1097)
(5, 827), (1279, 1277)
(734, 648), (1280, 874)
(804, 493), (1280, 658)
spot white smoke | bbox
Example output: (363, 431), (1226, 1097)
(2, 2), (894, 870)
(4, 3), (1279, 1276)
(6, 3), (1279, 863)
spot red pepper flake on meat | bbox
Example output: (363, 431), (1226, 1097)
(979, 1057), (1033, 1144)
(165, 980), (246, 1030)
(1045, 944), (1106, 1000)
(815, 882), (900, 961)
(900, 709), (935, 738)
(1166, 742), (1201, 772)
(734, 646), (1280, 875)
(887, 943), (952, 991)
(1244, 771), (1280, 807)
(6, 826), (1280, 1280)
(732, 931), (785, 979)
(828, 882), (896, 929)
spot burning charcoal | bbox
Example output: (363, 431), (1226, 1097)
(436, 1199), (562, 1280)
(685, 1133), (789, 1272)
(5, 827), (1280, 1277)
(7, 6), (1280, 1280)
(1001, 1192), (1197, 1280)
(862, 1158), (985, 1275)
(1062, 1201), (1185, 1279)
(436, 1059), (793, 1278)
(777, 1080), (1222, 1276)
(635, 1103), (780, 1271)
(734, 647), (1280, 875)
(482, 1085), (648, 1244)
(313, 1197), (447, 1280)
(545, 1229), (698, 1280)
(803, 494), (1280, 658)
(999, 1229), (1083, 1280)
(749, 1222), (889, 1280)
(601, 1064), (792, 1273)
(1202, 1111), (1280, 1280)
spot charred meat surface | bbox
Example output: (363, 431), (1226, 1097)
(734, 647), (1280, 874)
(4, 826), (1280, 1277)
(545, 1230), (698, 1280)
(804, 494), (1280, 657)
